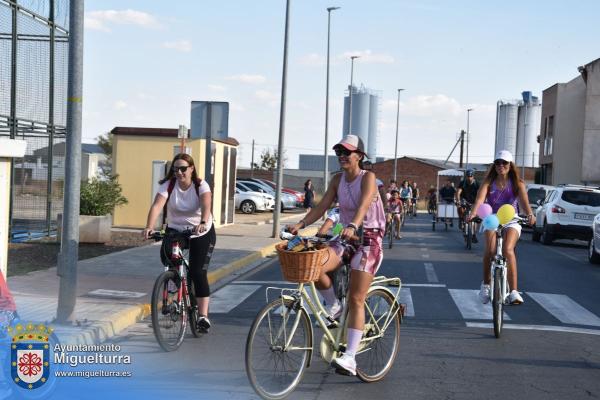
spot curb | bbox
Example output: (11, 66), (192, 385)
(65, 226), (317, 345)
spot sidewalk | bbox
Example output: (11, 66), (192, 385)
(6, 213), (315, 345)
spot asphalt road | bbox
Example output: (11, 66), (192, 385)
(104, 213), (600, 400)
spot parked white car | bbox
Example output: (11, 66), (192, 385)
(234, 188), (274, 214)
(532, 184), (600, 245)
(237, 180), (297, 211)
(589, 213), (600, 264)
(527, 184), (555, 213)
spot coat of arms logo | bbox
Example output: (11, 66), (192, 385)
(8, 323), (53, 390)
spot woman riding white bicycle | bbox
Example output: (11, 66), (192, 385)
(288, 134), (386, 376)
(468, 150), (535, 305)
(142, 153), (216, 333)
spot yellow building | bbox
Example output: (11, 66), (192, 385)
(111, 127), (238, 229)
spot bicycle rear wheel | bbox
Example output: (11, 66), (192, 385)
(246, 297), (313, 400)
(186, 280), (202, 338)
(151, 270), (187, 351)
(492, 268), (503, 338)
(356, 288), (401, 382)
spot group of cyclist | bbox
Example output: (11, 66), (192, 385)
(132, 133), (536, 378)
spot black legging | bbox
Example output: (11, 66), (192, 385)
(189, 225), (216, 297)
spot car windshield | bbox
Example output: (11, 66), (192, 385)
(528, 189), (547, 204)
(561, 190), (600, 207)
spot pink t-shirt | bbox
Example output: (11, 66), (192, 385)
(157, 179), (213, 235)
(337, 170), (386, 230)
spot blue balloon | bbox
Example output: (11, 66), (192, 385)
(483, 214), (500, 231)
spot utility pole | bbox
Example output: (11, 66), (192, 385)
(272, 0), (291, 238)
(459, 130), (465, 168)
(57, 0), (84, 323)
(323, 6), (339, 196)
(393, 89), (404, 182)
(250, 139), (255, 178)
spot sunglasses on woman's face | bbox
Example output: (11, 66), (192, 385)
(494, 160), (509, 166)
(172, 165), (190, 173)
(334, 147), (353, 157)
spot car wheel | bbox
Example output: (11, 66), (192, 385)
(541, 221), (554, 245)
(589, 239), (600, 264)
(240, 200), (256, 214)
(280, 202), (285, 213)
(532, 228), (541, 242)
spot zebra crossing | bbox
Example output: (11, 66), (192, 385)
(210, 281), (600, 334)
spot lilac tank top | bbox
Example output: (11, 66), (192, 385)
(486, 180), (519, 213)
(337, 170), (386, 230)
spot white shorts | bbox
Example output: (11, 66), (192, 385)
(503, 221), (522, 237)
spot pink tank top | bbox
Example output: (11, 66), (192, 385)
(337, 170), (386, 230)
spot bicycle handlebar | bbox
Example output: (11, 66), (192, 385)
(280, 229), (360, 244)
(148, 229), (194, 242)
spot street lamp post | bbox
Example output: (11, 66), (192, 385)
(348, 55), (359, 135)
(272, 0), (291, 238)
(323, 6), (339, 195)
(393, 89), (404, 182)
(466, 108), (473, 169)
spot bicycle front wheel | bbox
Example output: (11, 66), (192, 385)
(151, 270), (187, 351)
(492, 268), (503, 338)
(356, 288), (401, 382)
(246, 297), (313, 400)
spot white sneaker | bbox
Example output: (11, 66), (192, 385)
(509, 290), (524, 305)
(326, 300), (343, 321)
(479, 282), (490, 304)
(331, 353), (356, 376)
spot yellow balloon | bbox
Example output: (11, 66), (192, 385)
(497, 204), (516, 225)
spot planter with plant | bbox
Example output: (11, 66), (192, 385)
(58, 175), (128, 243)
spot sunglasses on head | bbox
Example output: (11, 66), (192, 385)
(172, 165), (190, 173)
(494, 160), (509, 166)
(334, 147), (353, 157)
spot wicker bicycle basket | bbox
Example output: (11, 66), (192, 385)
(276, 242), (327, 283)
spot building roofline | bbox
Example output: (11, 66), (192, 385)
(110, 126), (239, 146)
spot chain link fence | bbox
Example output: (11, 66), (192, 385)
(0, 0), (69, 241)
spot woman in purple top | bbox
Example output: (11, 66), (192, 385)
(468, 150), (536, 305)
(288, 134), (386, 376)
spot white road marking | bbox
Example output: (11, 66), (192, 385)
(466, 322), (600, 336)
(448, 289), (510, 320)
(87, 289), (146, 299)
(543, 247), (585, 264)
(210, 284), (261, 313)
(421, 254), (430, 259)
(424, 263), (438, 283)
(403, 283), (446, 288)
(420, 247), (428, 252)
(231, 280), (445, 288)
(528, 292), (600, 327)
(389, 287), (415, 317)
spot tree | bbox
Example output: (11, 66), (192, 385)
(96, 132), (113, 178)
(259, 148), (287, 171)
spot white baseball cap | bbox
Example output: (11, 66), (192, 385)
(333, 134), (368, 157)
(495, 150), (513, 163)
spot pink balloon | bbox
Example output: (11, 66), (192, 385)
(477, 203), (493, 219)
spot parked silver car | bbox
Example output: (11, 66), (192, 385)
(237, 180), (297, 211)
(589, 212), (600, 264)
(234, 188), (274, 214)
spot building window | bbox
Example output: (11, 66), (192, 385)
(544, 115), (554, 156)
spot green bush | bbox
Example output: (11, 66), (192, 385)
(80, 176), (128, 216)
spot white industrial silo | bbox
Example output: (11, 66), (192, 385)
(495, 101), (519, 156)
(367, 94), (379, 158)
(515, 93), (541, 167)
(342, 86), (380, 159)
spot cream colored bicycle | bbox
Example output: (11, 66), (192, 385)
(245, 232), (403, 400)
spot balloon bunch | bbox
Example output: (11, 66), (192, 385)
(476, 204), (516, 231)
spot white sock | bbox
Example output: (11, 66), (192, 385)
(345, 328), (362, 357)
(319, 287), (337, 306)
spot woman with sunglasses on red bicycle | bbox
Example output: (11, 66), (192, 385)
(287, 134), (386, 376)
(467, 150), (535, 305)
(142, 153), (216, 333)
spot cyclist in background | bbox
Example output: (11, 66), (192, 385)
(467, 150), (535, 305)
(386, 189), (403, 239)
(142, 153), (216, 333)
(411, 181), (420, 216)
(387, 179), (398, 194)
(439, 179), (456, 227)
(287, 134), (385, 376)
(427, 185), (437, 214)
(457, 169), (480, 242)
(399, 180), (412, 215)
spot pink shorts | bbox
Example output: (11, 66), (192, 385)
(329, 228), (384, 275)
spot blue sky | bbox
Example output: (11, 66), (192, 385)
(82, 0), (600, 168)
